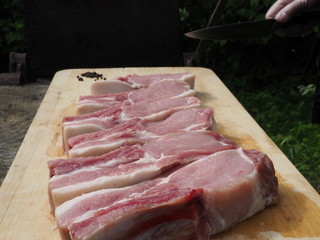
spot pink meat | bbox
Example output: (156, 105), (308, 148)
(68, 131), (145, 159)
(77, 80), (195, 115)
(48, 131), (237, 209)
(76, 91), (129, 115)
(67, 108), (214, 158)
(48, 144), (145, 177)
(62, 97), (201, 150)
(49, 72), (279, 240)
(67, 118), (145, 148)
(56, 148), (277, 240)
(117, 73), (195, 87)
(90, 72), (195, 95)
(143, 107), (214, 135)
(55, 180), (163, 239)
(122, 97), (200, 120)
(70, 189), (207, 240)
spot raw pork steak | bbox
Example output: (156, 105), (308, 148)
(62, 96), (201, 149)
(55, 148), (278, 240)
(67, 108), (214, 158)
(90, 72), (195, 95)
(77, 80), (195, 115)
(48, 131), (237, 209)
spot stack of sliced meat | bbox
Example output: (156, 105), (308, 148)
(48, 72), (278, 240)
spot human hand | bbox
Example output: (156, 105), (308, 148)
(266, 0), (320, 23)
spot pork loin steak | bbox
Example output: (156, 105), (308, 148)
(55, 148), (278, 240)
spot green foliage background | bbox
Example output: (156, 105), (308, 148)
(0, 0), (319, 191)
(0, 0), (25, 71)
(180, 0), (320, 192)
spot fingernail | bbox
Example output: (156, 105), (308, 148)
(265, 14), (273, 19)
(275, 12), (286, 22)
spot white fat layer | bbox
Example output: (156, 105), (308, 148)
(127, 84), (194, 103)
(52, 165), (161, 208)
(246, 173), (265, 218)
(134, 152), (157, 164)
(127, 188), (151, 199)
(181, 73), (195, 88)
(64, 157), (130, 175)
(181, 111), (212, 131)
(55, 187), (122, 218)
(64, 117), (98, 125)
(63, 116), (113, 128)
(76, 103), (106, 109)
(59, 146), (268, 235)
(80, 191), (137, 219)
(79, 97), (117, 104)
(142, 103), (201, 122)
(90, 80), (133, 95)
(76, 105), (108, 116)
(52, 166), (161, 206)
(100, 157), (137, 168)
(68, 191), (136, 223)
(126, 92), (135, 105)
(63, 124), (107, 149)
(62, 192), (134, 225)
(128, 82), (144, 88)
(72, 140), (127, 152)
(170, 89), (196, 99)
(182, 123), (207, 132)
(119, 111), (129, 122)
(135, 130), (157, 139)
(140, 110), (171, 122)
(237, 148), (255, 165)
(64, 122), (107, 132)
(69, 139), (137, 158)
(120, 101), (200, 122)
(219, 141), (231, 147)
(235, 148), (266, 219)
(51, 153), (156, 184)
(70, 176), (169, 226)
(50, 166), (101, 182)
(127, 176), (168, 199)
(72, 208), (100, 224)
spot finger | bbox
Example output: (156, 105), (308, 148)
(275, 0), (309, 22)
(266, 0), (295, 19)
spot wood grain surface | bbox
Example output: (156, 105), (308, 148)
(0, 67), (319, 240)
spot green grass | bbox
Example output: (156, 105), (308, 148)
(235, 82), (320, 192)
(212, 39), (320, 192)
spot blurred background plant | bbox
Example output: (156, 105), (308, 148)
(0, 0), (25, 72)
(179, 0), (320, 191)
(0, 0), (319, 191)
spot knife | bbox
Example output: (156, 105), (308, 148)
(185, 12), (320, 40)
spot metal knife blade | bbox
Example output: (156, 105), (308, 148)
(185, 11), (320, 40)
(185, 19), (277, 40)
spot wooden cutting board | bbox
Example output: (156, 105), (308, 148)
(0, 67), (319, 240)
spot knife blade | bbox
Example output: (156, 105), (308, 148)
(185, 12), (320, 40)
(185, 19), (277, 40)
